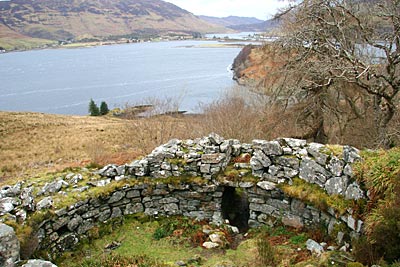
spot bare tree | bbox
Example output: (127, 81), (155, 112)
(272, 0), (400, 147)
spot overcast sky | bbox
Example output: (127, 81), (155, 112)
(164, 0), (290, 20)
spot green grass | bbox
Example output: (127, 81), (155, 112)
(352, 148), (400, 264)
(57, 218), (201, 266)
(289, 233), (308, 246)
(322, 144), (345, 157)
(354, 147), (400, 200)
(56, 216), (294, 267)
(0, 37), (55, 51)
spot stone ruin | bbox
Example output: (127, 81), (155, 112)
(0, 134), (366, 266)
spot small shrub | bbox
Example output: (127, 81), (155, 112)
(153, 226), (170, 240)
(271, 226), (291, 237)
(85, 162), (103, 169)
(290, 233), (308, 245)
(307, 223), (330, 243)
(352, 237), (379, 266)
(191, 230), (207, 247)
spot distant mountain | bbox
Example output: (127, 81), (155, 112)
(0, 0), (226, 47)
(228, 19), (280, 32)
(199, 15), (279, 33)
(199, 15), (263, 27)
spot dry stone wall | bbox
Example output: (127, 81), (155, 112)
(0, 134), (366, 262)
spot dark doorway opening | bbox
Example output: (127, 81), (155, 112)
(221, 187), (250, 232)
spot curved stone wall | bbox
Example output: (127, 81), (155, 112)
(0, 134), (366, 261)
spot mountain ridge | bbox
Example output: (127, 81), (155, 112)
(0, 0), (227, 49)
(199, 14), (279, 33)
(198, 15), (264, 27)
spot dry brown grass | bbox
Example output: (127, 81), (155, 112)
(0, 112), (141, 181)
(0, 110), (207, 182)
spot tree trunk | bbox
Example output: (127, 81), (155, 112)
(374, 95), (395, 148)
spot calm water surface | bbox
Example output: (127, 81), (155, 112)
(0, 41), (241, 115)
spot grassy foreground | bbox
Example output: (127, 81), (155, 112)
(56, 216), (325, 267)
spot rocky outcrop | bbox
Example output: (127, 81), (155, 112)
(231, 45), (275, 87)
(0, 134), (366, 259)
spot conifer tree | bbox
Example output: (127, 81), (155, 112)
(88, 99), (100, 116)
(100, 101), (109, 115)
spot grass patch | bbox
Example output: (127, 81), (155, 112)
(354, 148), (400, 201)
(352, 148), (400, 264)
(221, 165), (257, 183)
(56, 217), (204, 267)
(290, 233), (308, 245)
(280, 178), (353, 216)
(0, 37), (55, 51)
(53, 215), (320, 267)
(78, 254), (169, 267)
(322, 144), (344, 157)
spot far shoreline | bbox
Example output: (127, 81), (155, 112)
(0, 32), (270, 54)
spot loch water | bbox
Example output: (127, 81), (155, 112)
(0, 41), (242, 115)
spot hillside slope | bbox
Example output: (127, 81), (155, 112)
(199, 15), (279, 32)
(199, 15), (263, 27)
(0, 0), (225, 45)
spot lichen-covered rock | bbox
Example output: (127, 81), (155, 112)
(325, 176), (348, 195)
(56, 233), (79, 251)
(253, 140), (283, 156)
(307, 143), (329, 165)
(98, 164), (117, 177)
(1, 183), (22, 198)
(282, 214), (304, 229)
(21, 259), (57, 267)
(66, 173), (83, 184)
(36, 197), (53, 210)
(306, 239), (324, 256)
(125, 203), (144, 215)
(343, 146), (361, 163)
(299, 158), (330, 186)
(208, 133), (224, 145)
(250, 150), (271, 171)
(202, 241), (219, 249)
(327, 157), (345, 177)
(0, 223), (19, 267)
(0, 198), (17, 216)
(38, 180), (69, 196)
(256, 181), (276, 191)
(108, 191), (125, 204)
(345, 183), (364, 200)
(20, 187), (35, 211)
(282, 138), (307, 148)
(87, 179), (111, 187)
